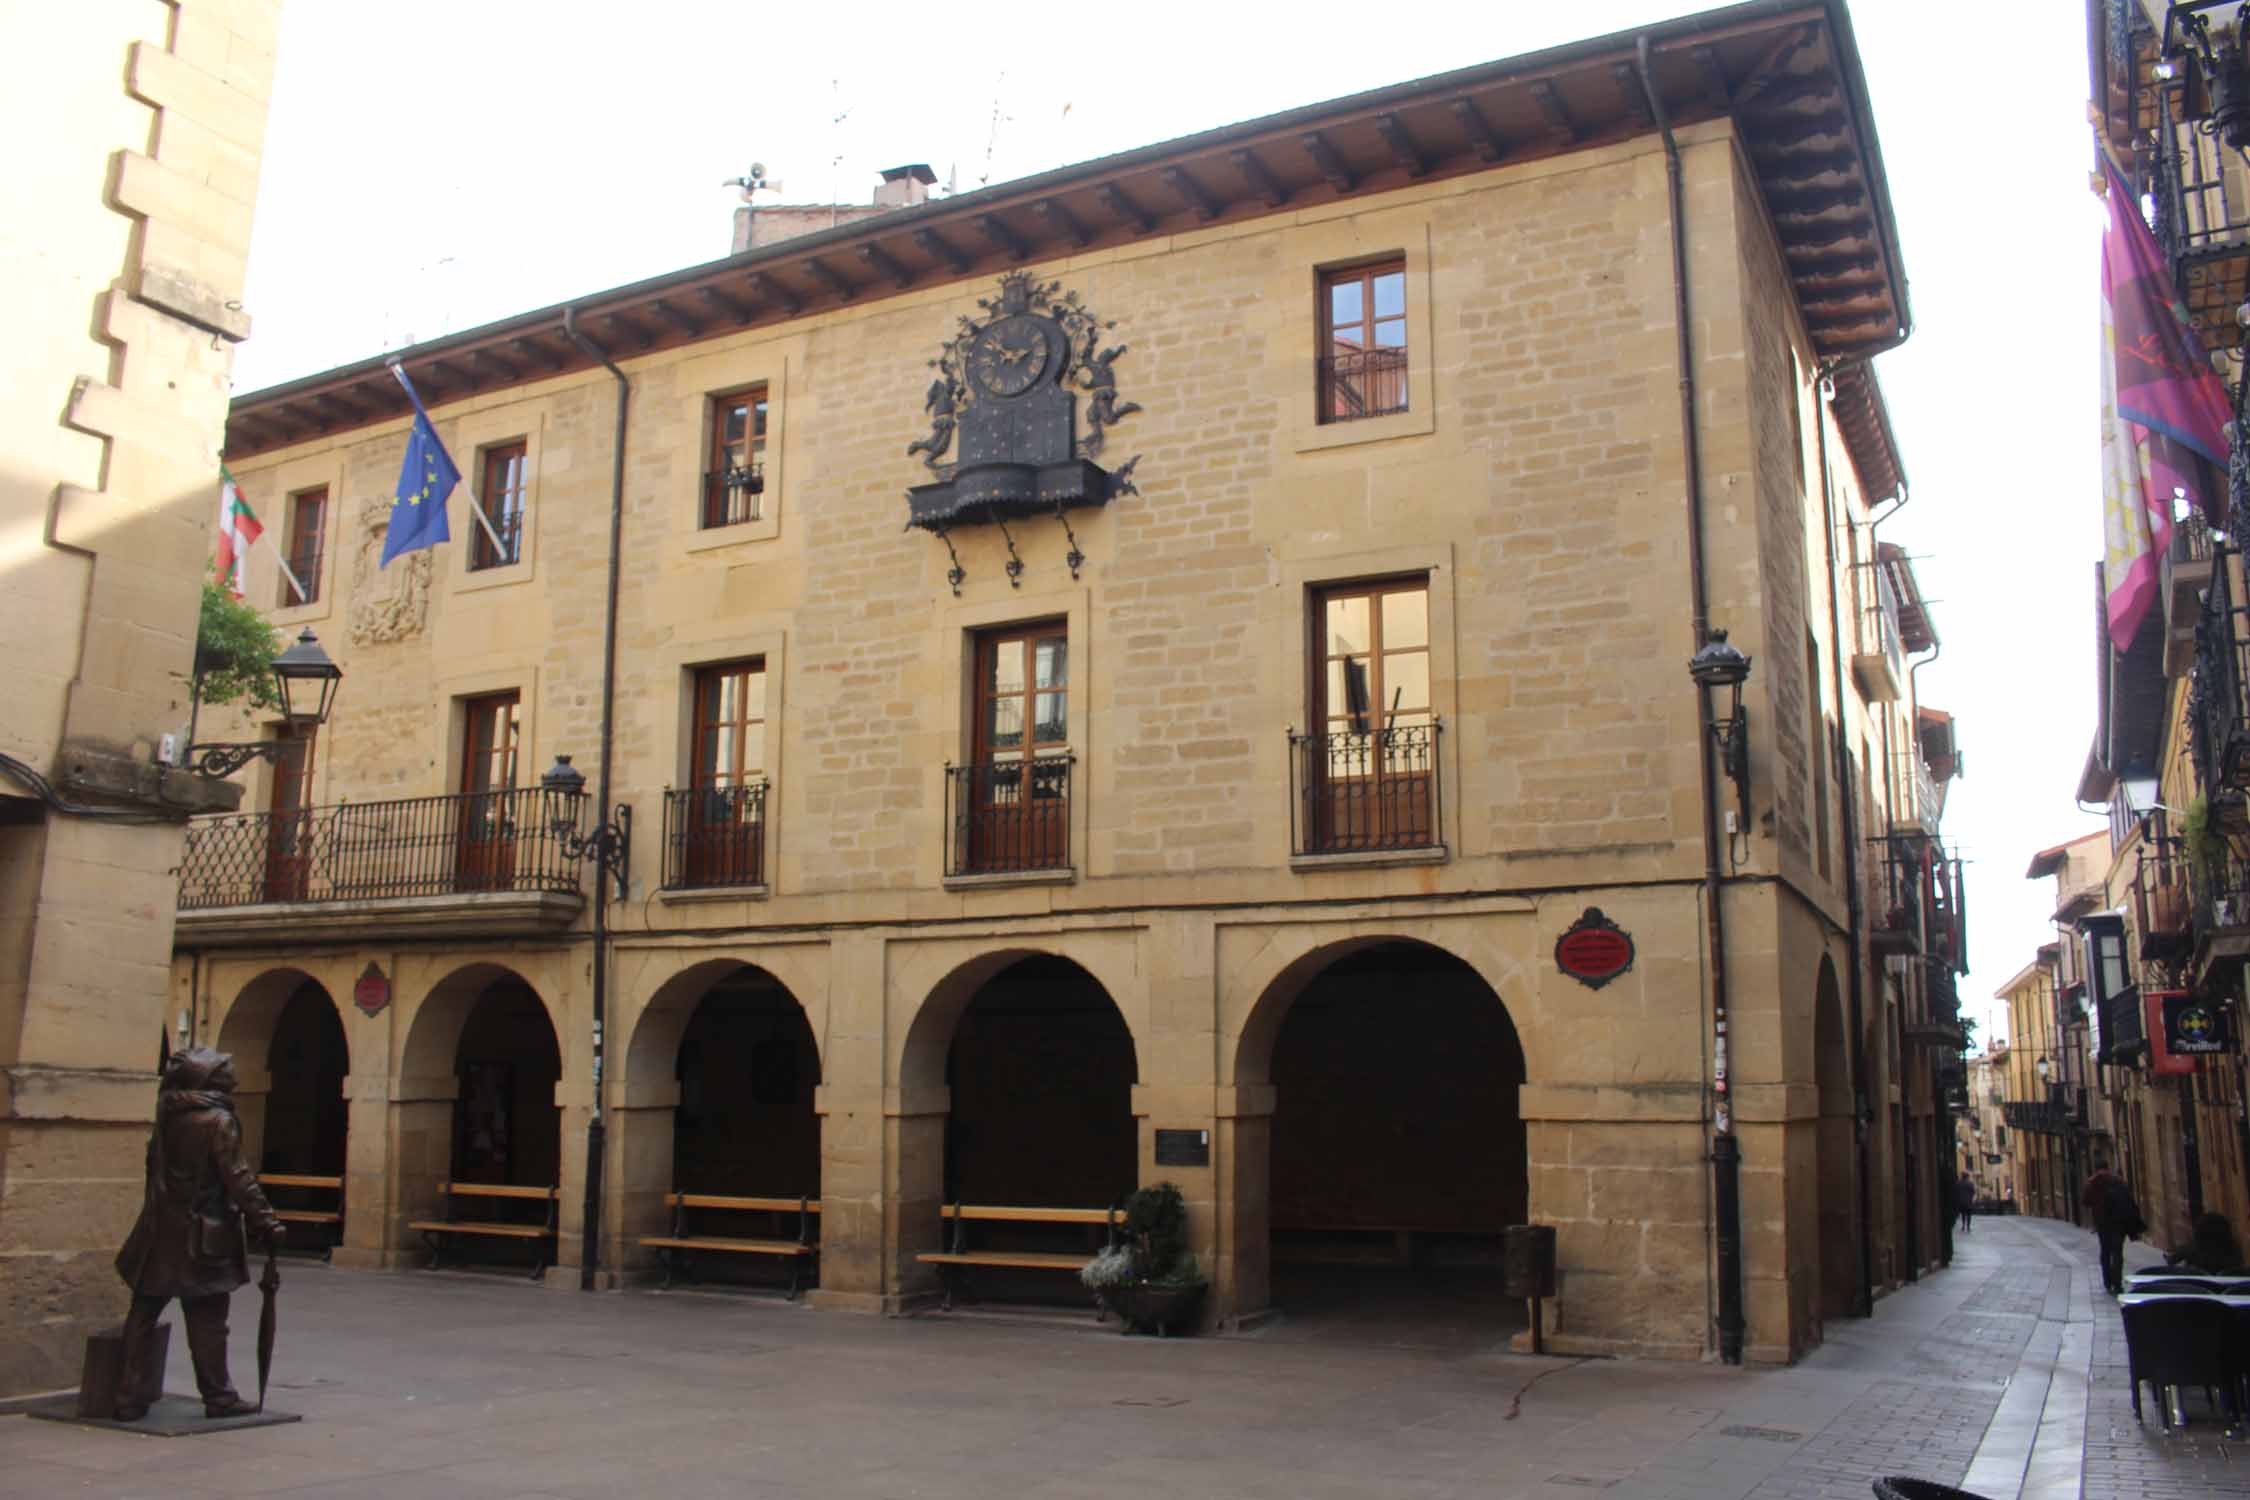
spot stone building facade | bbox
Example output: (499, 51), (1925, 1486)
(174, 1), (1959, 1363)
(1, 0), (280, 1395)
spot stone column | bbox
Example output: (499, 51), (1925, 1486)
(603, 1075), (678, 1286)
(385, 1073), (458, 1269)
(811, 930), (888, 1313)
(1211, 1084), (1275, 1327)
(231, 1064), (273, 1171)
(333, 1069), (391, 1270)
(882, 1087), (950, 1313)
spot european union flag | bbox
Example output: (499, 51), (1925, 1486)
(381, 364), (457, 567)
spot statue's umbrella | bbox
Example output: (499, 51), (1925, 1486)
(255, 1247), (280, 1411)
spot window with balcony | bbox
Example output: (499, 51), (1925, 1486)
(279, 487), (326, 607)
(456, 691), (520, 892)
(667, 660), (769, 889)
(1292, 577), (1438, 856)
(1317, 261), (1407, 424)
(947, 622), (1071, 876)
(469, 441), (527, 571)
(702, 386), (768, 529)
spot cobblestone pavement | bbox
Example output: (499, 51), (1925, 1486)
(1, 1217), (2245, 1498)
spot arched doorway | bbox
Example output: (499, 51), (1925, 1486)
(215, 970), (350, 1251)
(396, 965), (563, 1271)
(617, 962), (821, 1290)
(896, 952), (1138, 1309)
(1813, 956), (1860, 1323)
(1239, 939), (1527, 1342)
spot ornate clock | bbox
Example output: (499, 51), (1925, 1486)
(967, 316), (1054, 398)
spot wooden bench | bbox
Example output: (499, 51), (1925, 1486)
(409, 1182), (558, 1278)
(258, 1173), (344, 1260)
(640, 1193), (820, 1298)
(917, 1202), (1121, 1311)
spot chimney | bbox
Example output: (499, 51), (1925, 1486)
(872, 163), (937, 210)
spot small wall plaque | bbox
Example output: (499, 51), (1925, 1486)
(1554, 908), (1635, 990)
(353, 961), (391, 1017)
(1154, 1128), (1210, 1168)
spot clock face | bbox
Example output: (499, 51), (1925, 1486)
(969, 315), (1051, 397)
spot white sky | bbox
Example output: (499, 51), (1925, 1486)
(234, 1), (2108, 1042)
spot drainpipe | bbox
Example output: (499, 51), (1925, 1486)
(561, 306), (629, 1292)
(1812, 361), (1876, 1318)
(1635, 37), (1744, 1366)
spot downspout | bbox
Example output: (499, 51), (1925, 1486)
(1907, 639), (1951, 1269)
(561, 306), (629, 1292)
(1812, 360), (1876, 1318)
(1635, 37), (1745, 1366)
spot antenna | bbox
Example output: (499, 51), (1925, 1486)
(979, 72), (1013, 188)
(722, 163), (779, 203)
(830, 78), (852, 225)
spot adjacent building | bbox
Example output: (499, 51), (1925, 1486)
(170, 0), (1962, 1364)
(0, 1), (280, 1394)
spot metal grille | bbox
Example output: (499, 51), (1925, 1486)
(661, 782), (768, 890)
(1289, 723), (1441, 856)
(944, 757), (1072, 876)
(701, 464), (764, 528)
(177, 786), (585, 909)
(1317, 347), (1408, 423)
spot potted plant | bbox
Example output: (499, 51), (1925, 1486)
(1080, 1181), (1207, 1336)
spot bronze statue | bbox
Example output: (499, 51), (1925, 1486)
(906, 373), (958, 469)
(113, 1045), (283, 1420)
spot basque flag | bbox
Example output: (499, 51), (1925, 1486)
(381, 363), (457, 567)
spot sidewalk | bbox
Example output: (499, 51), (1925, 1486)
(2, 1215), (2243, 1499)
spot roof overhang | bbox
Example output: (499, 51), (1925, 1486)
(222, 0), (1910, 460)
(2026, 829), (2105, 878)
(1828, 361), (1905, 502)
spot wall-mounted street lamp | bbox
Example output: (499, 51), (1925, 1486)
(2165, 2), (2250, 150)
(185, 628), (343, 778)
(540, 753), (631, 901)
(1688, 629), (1753, 830)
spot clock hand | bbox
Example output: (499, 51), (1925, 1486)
(999, 343), (1032, 364)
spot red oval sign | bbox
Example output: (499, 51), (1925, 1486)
(1555, 909), (1635, 989)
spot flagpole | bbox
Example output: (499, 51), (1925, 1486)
(264, 534), (310, 605)
(385, 357), (511, 558)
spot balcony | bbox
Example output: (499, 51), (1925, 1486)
(661, 782), (768, 892)
(2191, 557), (2250, 792)
(2161, 510), (2214, 677)
(2193, 842), (2250, 966)
(944, 756), (1073, 880)
(701, 463), (765, 529)
(2097, 981), (2146, 1065)
(176, 787), (587, 945)
(2001, 1099), (2074, 1136)
(1288, 724), (1444, 861)
(2135, 830), (2192, 964)
(1891, 749), (1943, 838)
(1317, 346), (1409, 424)
(1852, 567), (1906, 703)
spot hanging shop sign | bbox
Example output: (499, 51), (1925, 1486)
(1554, 908), (1635, 990)
(2145, 990), (2199, 1075)
(353, 961), (391, 1018)
(903, 271), (1140, 593)
(2161, 990), (2230, 1056)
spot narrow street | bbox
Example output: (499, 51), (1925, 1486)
(3, 1214), (2243, 1499)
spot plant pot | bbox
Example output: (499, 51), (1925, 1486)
(1106, 1281), (1207, 1337)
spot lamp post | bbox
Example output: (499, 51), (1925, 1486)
(1687, 627), (1752, 1364)
(2164, 2), (2250, 150)
(185, 628), (343, 777)
(538, 754), (631, 901)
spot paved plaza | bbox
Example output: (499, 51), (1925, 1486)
(3, 1214), (2245, 1499)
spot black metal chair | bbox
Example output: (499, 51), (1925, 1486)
(2130, 1276), (2233, 1295)
(2120, 1296), (2241, 1428)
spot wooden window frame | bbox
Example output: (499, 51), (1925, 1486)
(681, 659), (769, 887)
(456, 691), (521, 893)
(280, 487), (327, 607)
(691, 660), (768, 789)
(1317, 260), (1409, 425)
(702, 385), (769, 530)
(958, 620), (1070, 875)
(1303, 575), (1436, 852)
(469, 441), (527, 571)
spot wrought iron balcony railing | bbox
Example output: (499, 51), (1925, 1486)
(1289, 723), (1443, 857)
(661, 782), (768, 890)
(701, 463), (765, 528)
(2002, 1099), (2075, 1136)
(944, 756), (1073, 877)
(2136, 829), (2192, 963)
(178, 786), (587, 909)
(1317, 346), (1409, 424)
(2191, 549), (2250, 790)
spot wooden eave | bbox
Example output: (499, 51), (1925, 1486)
(1828, 361), (1903, 503)
(222, 0), (1910, 461)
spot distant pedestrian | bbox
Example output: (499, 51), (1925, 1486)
(2080, 1159), (2145, 1295)
(2166, 1212), (2247, 1275)
(1955, 1176), (1976, 1234)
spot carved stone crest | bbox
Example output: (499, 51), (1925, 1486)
(348, 494), (432, 645)
(904, 271), (1140, 545)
